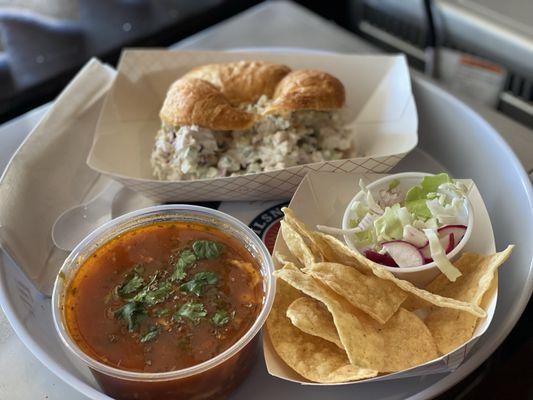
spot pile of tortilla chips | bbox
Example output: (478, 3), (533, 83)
(266, 208), (513, 383)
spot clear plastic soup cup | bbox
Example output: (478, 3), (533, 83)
(342, 172), (474, 286)
(52, 205), (275, 400)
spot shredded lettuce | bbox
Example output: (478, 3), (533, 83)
(424, 229), (462, 281)
(359, 180), (383, 214)
(333, 174), (469, 269)
(351, 200), (368, 221)
(397, 206), (412, 226)
(438, 181), (468, 200)
(374, 204), (405, 241)
(420, 173), (451, 193)
(405, 173), (462, 221)
(405, 186), (432, 219)
(352, 228), (376, 248)
(426, 197), (468, 226)
(412, 217), (439, 230)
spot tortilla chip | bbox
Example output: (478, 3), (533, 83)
(287, 297), (344, 349)
(424, 246), (513, 354)
(266, 280), (377, 382)
(280, 210), (487, 317)
(282, 207), (325, 259)
(304, 262), (407, 324)
(282, 284), (438, 372)
(276, 264), (439, 372)
(275, 263), (386, 370)
(379, 308), (438, 371)
(312, 232), (487, 318)
(280, 220), (318, 267)
(398, 294), (426, 312)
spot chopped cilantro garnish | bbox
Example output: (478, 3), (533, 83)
(172, 249), (196, 281)
(155, 308), (170, 317)
(131, 274), (157, 302)
(135, 280), (173, 306)
(117, 272), (144, 297)
(192, 240), (224, 260)
(140, 325), (159, 343)
(114, 302), (146, 332)
(174, 302), (207, 324)
(180, 271), (218, 296)
(211, 310), (231, 326)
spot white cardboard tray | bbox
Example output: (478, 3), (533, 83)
(87, 50), (418, 202)
(266, 173), (496, 383)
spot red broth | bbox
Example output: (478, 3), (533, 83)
(64, 221), (263, 373)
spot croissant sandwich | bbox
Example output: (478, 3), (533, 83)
(151, 61), (351, 180)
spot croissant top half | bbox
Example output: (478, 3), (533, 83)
(159, 61), (345, 131)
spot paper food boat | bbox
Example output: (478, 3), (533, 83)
(265, 172), (497, 384)
(87, 50), (418, 202)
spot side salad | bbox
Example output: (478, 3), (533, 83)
(319, 173), (469, 281)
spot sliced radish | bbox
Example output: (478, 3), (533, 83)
(437, 233), (455, 254)
(419, 244), (431, 260)
(403, 225), (428, 248)
(364, 249), (398, 268)
(418, 233), (454, 265)
(438, 225), (467, 246)
(444, 233), (455, 253)
(382, 240), (425, 268)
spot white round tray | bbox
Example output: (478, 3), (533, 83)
(0, 69), (532, 400)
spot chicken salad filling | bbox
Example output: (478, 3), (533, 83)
(151, 95), (352, 180)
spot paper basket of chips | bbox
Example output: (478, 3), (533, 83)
(264, 172), (513, 384)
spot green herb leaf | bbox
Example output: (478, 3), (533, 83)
(172, 249), (196, 281)
(140, 325), (159, 343)
(211, 310), (231, 326)
(131, 273), (167, 306)
(180, 271), (218, 297)
(114, 302), (146, 332)
(142, 281), (172, 307)
(118, 273), (144, 297)
(155, 308), (170, 317)
(174, 302), (207, 323)
(192, 240), (224, 260)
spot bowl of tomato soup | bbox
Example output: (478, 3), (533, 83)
(52, 205), (275, 400)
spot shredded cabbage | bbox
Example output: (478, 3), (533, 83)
(359, 180), (383, 215)
(351, 200), (368, 219)
(374, 204), (405, 242)
(397, 206), (412, 226)
(326, 175), (469, 269)
(412, 217), (439, 230)
(426, 197), (468, 226)
(424, 229), (462, 281)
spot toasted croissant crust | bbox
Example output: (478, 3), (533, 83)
(159, 78), (256, 131)
(160, 62), (346, 131)
(265, 70), (345, 114)
(183, 61), (291, 105)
